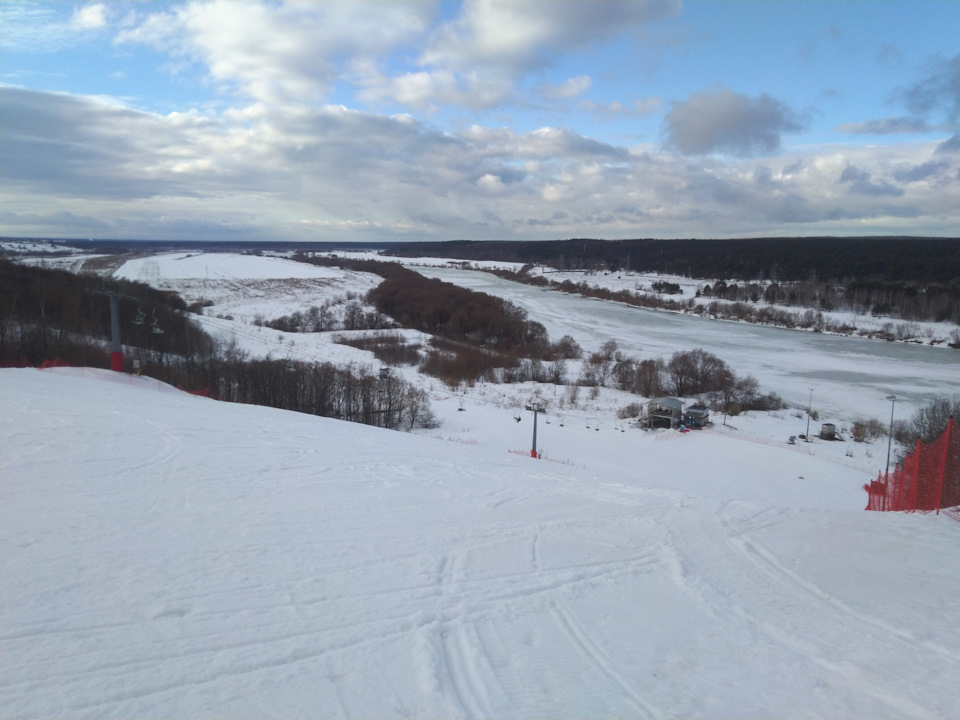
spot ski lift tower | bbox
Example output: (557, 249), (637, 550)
(89, 288), (140, 372)
(525, 401), (545, 458)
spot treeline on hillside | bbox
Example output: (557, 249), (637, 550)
(293, 255), (780, 416)
(294, 254), (551, 352)
(702, 278), (959, 323)
(386, 237), (959, 284)
(148, 355), (437, 431)
(0, 257), (200, 368)
(293, 254), (586, 386)
(0, 259), (436, 431)
(489, 266), (960, 333)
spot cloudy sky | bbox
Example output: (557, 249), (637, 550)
(1, 0), (957, 243)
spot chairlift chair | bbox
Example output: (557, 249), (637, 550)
(133, 303), (146, 325)
(151, 309), (164, 334)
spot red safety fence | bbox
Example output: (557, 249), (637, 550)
(864, 417), (960, 518)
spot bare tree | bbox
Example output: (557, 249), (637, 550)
(667, 350), (697, 396)
(611, 356), (637, 391)
(907, 395), (960, 443)
(635, 358), (666, 397)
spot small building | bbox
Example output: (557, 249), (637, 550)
(683, 403), (711, 428)
(819, 423), (838, 440)
(647, 397), (685, 429)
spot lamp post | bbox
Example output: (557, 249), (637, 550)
(805, 388), (814, 442)
(885, 394), (897, 478)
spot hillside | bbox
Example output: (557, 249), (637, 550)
(2, 367), (957, 719)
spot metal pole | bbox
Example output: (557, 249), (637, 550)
(885, 394), (896, 477)
(531, 408), (538, 458)
(108, 292), (123, 372)
(805, 388), (813, 442)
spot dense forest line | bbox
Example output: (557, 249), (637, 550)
(388, 237), (960, 325)
(385, 237), (958, 284)
(487, 266), (960, 336)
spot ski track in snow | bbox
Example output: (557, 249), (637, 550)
(3, 373), (957, 720)
(2, 250), (958, 720)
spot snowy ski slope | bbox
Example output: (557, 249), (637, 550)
(1, 249), (958, 718)
(2, 366), (957, 719)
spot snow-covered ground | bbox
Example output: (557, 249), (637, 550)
(312, 249), (960, 347)
(2, 248), (959, 719)
(2, 366), (957, 719)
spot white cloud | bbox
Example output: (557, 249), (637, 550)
(838, 54), (960, 137)
(896, 53), (960, 125)
(665, 87), (805, 156)
(0, 1), (110, 52)
(1, 86), (956, 241)
(835, 117), (936, 135)
(116, 0), (436, 103)
(423, 0), (676, 74)
(363, 0), (677, 111)
(581, 96), (662, 117)
(541, 75), (592, 100)
(71, 3), (108, 30)
(476, 173), (507, 195)
(109, 1), (676, 113)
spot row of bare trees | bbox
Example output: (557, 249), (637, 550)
(0, 258), (198, 368)
(0, 259), (438, 431)
(588, 343), (782, 413)
(260, 297), (393, 334)
(182, 357), (437, 430)
(701, 279), (959, 323)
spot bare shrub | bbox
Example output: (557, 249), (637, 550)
(851, 422), (868, 442)
(547, 359), (568, 385)
(550, 334), (583, 360)
(617, 402), (642, 420)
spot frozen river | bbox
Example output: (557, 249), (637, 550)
(415, 266), (958, 422)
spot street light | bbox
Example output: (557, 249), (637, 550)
(885, 394), (897, 478)
(805, 388), (814, 442)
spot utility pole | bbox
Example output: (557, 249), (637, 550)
(885, 394), (897, 480)
(525, 401), (545, 458)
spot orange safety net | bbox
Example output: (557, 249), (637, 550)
(865, 417), (959, 516)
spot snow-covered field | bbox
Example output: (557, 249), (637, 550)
(2, 248), (959, 719)
(3, 366), (958, 719)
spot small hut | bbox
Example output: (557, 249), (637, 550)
(684, 403), (711, 428)
(647, 397), (685, 429)
(819, 423), (838, 440)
